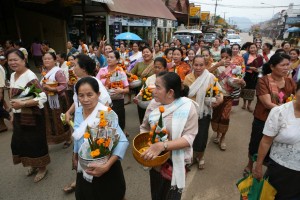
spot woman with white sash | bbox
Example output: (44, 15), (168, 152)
(73, 77), (128, 199)
(184, 55), (223, 169)
(140, 72), (198, 199)
(41, 52), (71, 146)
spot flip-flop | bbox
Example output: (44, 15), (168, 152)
(63, 182), (76, 193)
(26, 167), (38, 176)
(34, 170), (48, 183)
(198, 159), (205, 170)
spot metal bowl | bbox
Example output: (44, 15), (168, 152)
(129, 79), (142, 89)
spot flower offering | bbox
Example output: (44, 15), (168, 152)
(147, 106), (168, 145)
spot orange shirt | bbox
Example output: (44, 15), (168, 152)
(168, 61), (191, 80)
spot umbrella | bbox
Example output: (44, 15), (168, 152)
(115, 32), (142, 41)
(287, 27), (300, 33)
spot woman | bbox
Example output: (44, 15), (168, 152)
(289, 49), (300, 82)
(41, 52), (71, 147)
(201, 48), (214, 72)
(241, 43), (263, 112)
(163, 48), (173, 63)
(186, 49), (195, 67)
(131, 46), (154, 79)
(73, 77), (128, 199)
(281, 42), (291, 54)
(119, 43), (129, 61)
(134, 57), (168, 124)
(253, 80), (300, 199)
(243, 53), (296, 177)
(97, 51), (129, 130)
(140, 72), (198, 199)
(63, 54), (111, 193)
(127, 42), (142, 70)
(180, 45), (188, 60)
(231, 44), (245, 106)
(66, 41), (78, 58)
(168, 48), (191, 81)
(210, 39), (221, 62)
(154, 43), (164, 59)
(261, 43), (274, 63)
(8, 49), (49, 182)
(211, 48), (245, 150)
(184, 55), (223, 169)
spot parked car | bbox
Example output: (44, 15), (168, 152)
(174, 29), (202, 45)
(226, 34), (242, 46)
(203, 32), (218, 44)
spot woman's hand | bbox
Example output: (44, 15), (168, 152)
(43, 84), (54, 91)
(212, 95), (223, 107)
(113, 87), (124, 95)
(85, 162), (109, 177)
(233, 78), (245, 86)
(10, 100), (24, 110)
(133, 96), (139, 104)
(72, 153), (78, 170)
(141, 142), (164, 160)
(252, 163), (263, 180)
(65, 111), (72, 125)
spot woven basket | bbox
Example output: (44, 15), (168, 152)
(132, 132), (170, 167)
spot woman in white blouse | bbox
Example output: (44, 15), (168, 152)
(253, 80), (300, 200)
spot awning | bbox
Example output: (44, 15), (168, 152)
(106, 0), (176, 21)
(286, 17), (300, 25)
(286, 27), (300, 33)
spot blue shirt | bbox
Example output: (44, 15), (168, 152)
(97, 54), (108, 68)
(73, 106), (129, 160)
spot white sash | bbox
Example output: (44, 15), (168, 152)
(148, 97), (194, 189)
(44, 66), (61, 109)
(188, 69), (213, 119)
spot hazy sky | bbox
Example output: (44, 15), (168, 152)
(190, 0), (300, 23)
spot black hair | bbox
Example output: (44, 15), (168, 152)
(173, 47), (183, 56)
(142, 46), (153, 53)
(67, 55), (76, 60)
(108, 50), (120, 60)
(297, 80), (300, 91)
(186, 49), (196, 57)
(262, 53), (291, 75)
(290, 49), (300, 55)
(157, 72), (187, 99)
(41, 40), (50, 46)
(164, 48), (174, 56)
(75, 76), (99, 95)
(264, 43), (273, 50)
(214, 38), (221, 43)
(76, 54), (96, 76)
(176, 39), (182, 44)
(241, 42), (252, 50)
(154, 57), (167, 68)
(281, 41), (291, 48)
(192, 55), (206, 65)
(201, 47), (211, 55)
(43, 52), (56, 60)
(6, 40), (13, 46)
(221, 48), (232, 57)
(225, 39), (230, 44)
(181, 45), (188, 50)
(275, 48), (285, 54)
(5, 49), (25, 60)
(14, 40), (23, 47)
(231, 44), (241, 50)
(57, 52), (66, 60)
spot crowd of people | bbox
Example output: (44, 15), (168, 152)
(0, 35), (300, 199)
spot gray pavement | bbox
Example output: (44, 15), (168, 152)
(0, 33), (259, 200)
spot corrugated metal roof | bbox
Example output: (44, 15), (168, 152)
(107, 0), (176, 20)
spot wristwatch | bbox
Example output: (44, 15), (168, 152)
(163, 141), (168, 151)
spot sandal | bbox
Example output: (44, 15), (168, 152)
(243, 168), (251, 178)
(241, 105), (246, 110)
(63, 141), (72, 149)
(198, 159), (205, 170)
(213, 136), (221, 144)
(63, 181), (76, 193)
(219, 141), (226, 151)
(34, 169), (48, 183)
(26, 167), (38, 176)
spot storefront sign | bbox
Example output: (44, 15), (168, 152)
(201, 11), (210, 21)
(113, 22), (122, 49)
(109, 15), (151, 27)
(189, 6), (201, 17)
(157, 19), (164, 28)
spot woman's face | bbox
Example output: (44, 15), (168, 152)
(89, 45), (93, 53)
(193, 57), (206, 77)
(271, 58), (290, 77)
(107, 52), (118, 66)
(7, 53), (26, 72)
(153, 77), (171, 104)
(132, 43), (139, 52)
(77, 83), (100, 111)
(221, 52), (231, 66)
(142, 48), (153, 61)
(289, 51), (299, 61)
(167, 50), (173, 60)
(104, 46), (113, 56)
(187, 50), (195, 61)
(172, 50), (182, 63)
(68, 56), (76, 66)
(181, 46), (187, 56)
(154, 61), (166, 75)
(43, 54), (56, 69)
(199, 41), (205, 48)
(283, 43), (291, 52)
(73, 59), (86, 78)
(232, 46), (240, 56)
(249, 45), (257, 54)
(120, 44), (125, 52)
(194, 43), (200, 51)
(67, 42), (72, 49)
(202, 50), (211, 63)
(154, 44), (160, 52)
(213, 39), (220, 48)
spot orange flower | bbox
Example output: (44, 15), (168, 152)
(155, 138), (159, 143)
(159, 106), (165, 113)
(84, 132), (90, 139)
(41, 71), (46, 76)
(107, 107), (112, 112)
(162, 129), (168, 134)
(142, 77), (147, 82)
(99, 120), (107, 128)
(151, 125), (156, 131)
(116, 47), (120, 51)
(94, 149), (100, 157)
(97, 138), (105, 145)
(149, 131), (154, 137)
(66, 61), (71, 67)
(104, 138), (111, 148)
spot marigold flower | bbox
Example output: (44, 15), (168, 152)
(159, 106), (165, 113)
(84, 132), (90, 139)
(155, 138), (159, 143)
(149, 131), (154, 137)
(151, 125), (156, 131)
(93, 149), (100, 157)
(104, 138), (111, 148)
(97, 138), (105, 145)
(142, 77), (147, 82)
(162, 129), (168, 134)
(107, 107), (112, 112)
(214, 78), (218, 82)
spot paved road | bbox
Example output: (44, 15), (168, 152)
(0, 33), (260, 200)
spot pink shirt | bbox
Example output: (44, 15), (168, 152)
(31, 42), (42, 56)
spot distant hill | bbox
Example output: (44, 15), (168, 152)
(230, 17), (253, 30)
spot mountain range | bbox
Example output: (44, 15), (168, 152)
(229, 17), (254, 30)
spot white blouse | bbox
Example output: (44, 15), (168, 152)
(263, 101), (300, 171)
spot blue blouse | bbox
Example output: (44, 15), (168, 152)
(73, 106), (129, 160)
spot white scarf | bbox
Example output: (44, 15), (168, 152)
(44, 66), (61, 109)
(188, 69), (213, 119)
(148, 97), (193, 189)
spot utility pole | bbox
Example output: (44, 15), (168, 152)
(213, 0), (221, 26)
(223, 12), (227, 22)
